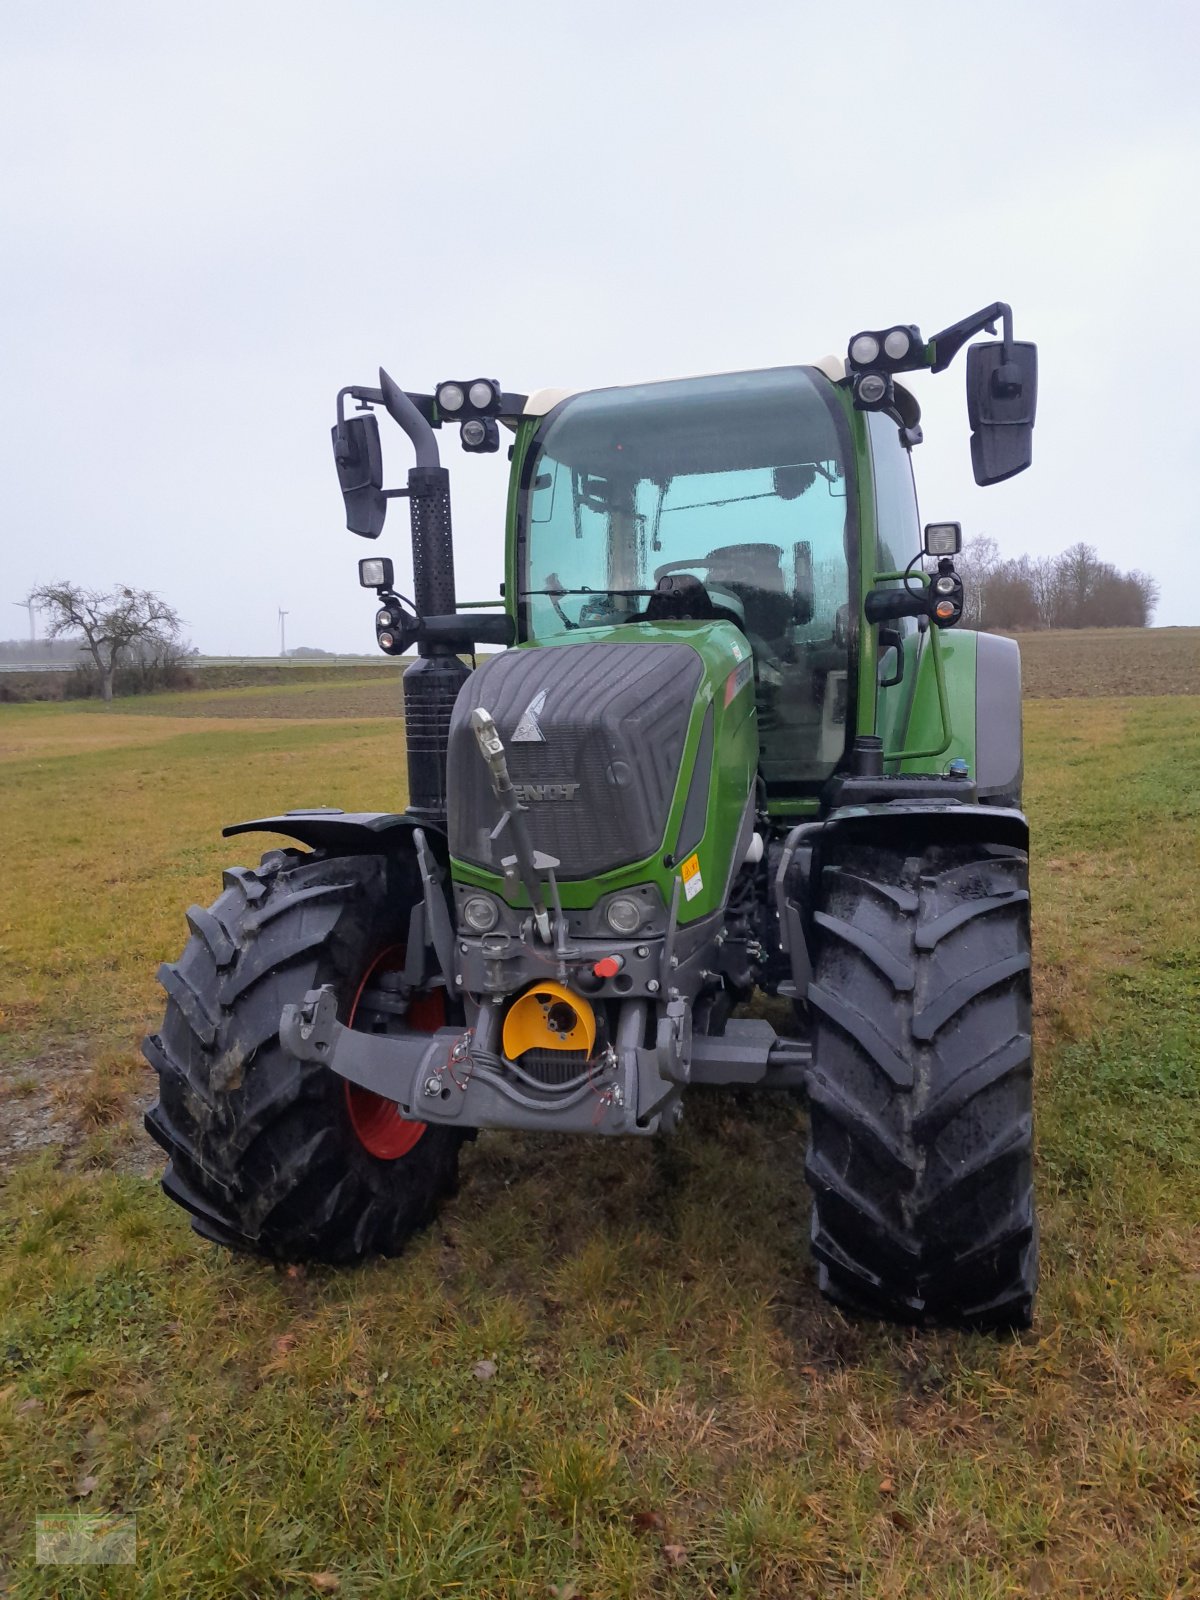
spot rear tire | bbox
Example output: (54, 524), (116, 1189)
(143, 847), (464, 1262)
(805, 839), (1036, 1330)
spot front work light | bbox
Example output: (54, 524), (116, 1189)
(359, 556), (394, 589)
(468, 379), (499, 410)
(923, 521), (962, 556)
(847, 324), (925, 373)
(436, 378), (502, 422)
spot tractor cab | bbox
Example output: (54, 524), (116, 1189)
(515, 365), (855, 792)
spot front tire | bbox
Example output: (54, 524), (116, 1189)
(143, 847), (464, 1262)
(805, 839), (1037, 1330)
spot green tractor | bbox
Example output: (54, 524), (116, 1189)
(145, 303), (1039, 1329)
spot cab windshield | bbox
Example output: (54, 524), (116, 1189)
(519, 366), (854, 788)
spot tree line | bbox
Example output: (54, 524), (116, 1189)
(956, 539), (1159, 631)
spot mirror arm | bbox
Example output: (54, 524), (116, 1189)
(333, 378), (442, 473)
(928, 301), (1014, 372)
(335, 385), (385, 428)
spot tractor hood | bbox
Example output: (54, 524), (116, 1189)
(447, 638), (703, 881)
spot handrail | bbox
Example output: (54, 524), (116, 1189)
(872, 569), (954, 763)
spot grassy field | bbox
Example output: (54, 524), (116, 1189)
(1, 656), (1199, 1596)
(0, 659), (399, 705)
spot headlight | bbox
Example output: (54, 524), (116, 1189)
(461, 419), (487, 447)
(849, 332), (881, 366)
(462, 895), (499, 933)
(605, 897), (642, 935)
(376, 609), (393, 626)
(883, 327), (911, 360)
(437, 382), (465, 413)
(468, 379), (497, 410)
(856, 372), (888, 405)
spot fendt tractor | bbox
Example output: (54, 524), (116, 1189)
(145, 302), (1039, 1329)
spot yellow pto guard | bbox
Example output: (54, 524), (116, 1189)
(502, 981), (596, 1061)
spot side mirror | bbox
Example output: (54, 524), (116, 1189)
(967, 340), (1038, 485)
(792, 540), (814, 626)
(331, 413), (386, 537)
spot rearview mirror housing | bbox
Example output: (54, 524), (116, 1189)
(332, 413), (386, 537)
(967, 340), (1038, 485)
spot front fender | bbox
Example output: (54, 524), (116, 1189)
(223, 808), (445, 854)
(821, 800), (1028, 853)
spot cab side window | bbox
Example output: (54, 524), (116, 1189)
(867, 410), (921, 656)
(867, 409), (920, 576)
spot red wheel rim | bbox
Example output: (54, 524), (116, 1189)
(344, 945), (440, 1160)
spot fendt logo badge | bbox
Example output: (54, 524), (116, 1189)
(510, 689), (577, 798)
(512, 782), (581, 803)
(512, 690), (547, 743)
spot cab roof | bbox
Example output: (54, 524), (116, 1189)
(520, 355), (849, 418)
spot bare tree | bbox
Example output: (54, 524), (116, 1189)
(27, 582), (186, 703)
(954, 539), (1158, 631)
(1128, 569), (1161, 626)
(980, 554), (1040, 631)
(955, 536), (1000, 627)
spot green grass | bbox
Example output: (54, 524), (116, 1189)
(2, 694), (1200, 1596)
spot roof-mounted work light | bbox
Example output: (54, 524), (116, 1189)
(435, 378), (502, 422)
(847, 324), (926, 376)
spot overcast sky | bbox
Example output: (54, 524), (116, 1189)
(2, 0), (1196, 652)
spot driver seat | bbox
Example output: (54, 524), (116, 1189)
(703, 544), (794, 651)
